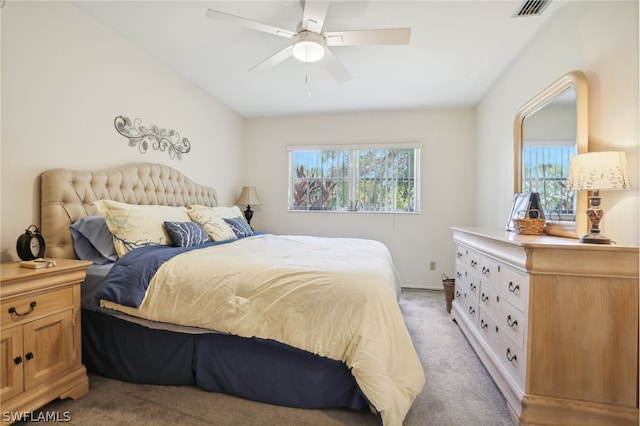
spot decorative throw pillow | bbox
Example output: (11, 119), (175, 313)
(224, 216), (254, 239)
(94, 200), (191, 257)
(187, 208), (238, 242)
(164, 221), (210, 247)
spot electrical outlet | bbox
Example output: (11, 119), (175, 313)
(429, 261), (436, 271)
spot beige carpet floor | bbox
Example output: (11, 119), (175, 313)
(19, 289), (512, 425)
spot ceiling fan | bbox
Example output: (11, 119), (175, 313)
(205, 1), (411, 83)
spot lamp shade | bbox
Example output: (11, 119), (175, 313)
(566, 151), (631, 191)
(237, 186), (262, 206)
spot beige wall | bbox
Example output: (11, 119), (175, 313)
(244, 109), (477, 288)
(476, 0), (639, 245)
(1, 2), (245, 261)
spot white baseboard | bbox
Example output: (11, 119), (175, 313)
(401, 285), (443, 291)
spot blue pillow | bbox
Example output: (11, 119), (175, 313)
(70, 216), (118, 264)
(224, 216), (254, 238)
(164, 221), (210, 247)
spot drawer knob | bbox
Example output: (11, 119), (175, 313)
(469, 283), (476, 292)
(480, 319), (488, 329)
(506, 348), (517, 362)
(508, 282), (520, 293)
(468, 306), (475, 315)
(507, 315), (518, 328)
(481, 294), (489, 303)
(13, 356), (22, 365)
(455, 290), (461, 298)
(470, 260), (477, 267)
(457, 252), (462, 258)
(482, 266), (490, 275)
(25, 352), (34, 361)
(8, 301), (37, 317)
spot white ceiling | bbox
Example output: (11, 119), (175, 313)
(74, 0), (566, 117)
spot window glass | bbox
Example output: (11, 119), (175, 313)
(522, 144), (575, 217)
(288, 146), (420, 213)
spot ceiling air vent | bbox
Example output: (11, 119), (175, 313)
(513, 0), (551, 17)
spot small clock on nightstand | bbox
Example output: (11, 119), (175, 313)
(16, 225), (45, 261)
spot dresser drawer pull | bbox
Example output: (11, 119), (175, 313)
(457, 251), (462, 258)
(482, 266), (490, 275)
(508, 282), (520, 293)
(469, 283), (476, 292)
(456, 271), (462, 279)
(468, 306), (475, 315)
(470, 260), (477, 267)
(506, 348), (517, 362)
(25, 352), (34, 361)
(481, 294), (489, 303)
(8, 301), (37, 316)
(455, 290), (461, 298)
(480, 319), (488, 329)
(507, 315), (518, 328)
(13, 356), (22, 365)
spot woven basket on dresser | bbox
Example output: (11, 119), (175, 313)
(514, 209), (545, 235)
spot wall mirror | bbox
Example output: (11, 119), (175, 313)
(513, 70), (588, 238)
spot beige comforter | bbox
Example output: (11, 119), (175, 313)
(101, 234), (425, 425)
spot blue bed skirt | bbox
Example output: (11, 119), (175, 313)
(81, 309), (370, 410)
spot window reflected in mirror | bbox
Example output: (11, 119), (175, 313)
(522, 87), (577, 221)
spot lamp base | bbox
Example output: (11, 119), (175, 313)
(244, 205), (254, 226)
(579, 233), (611, 244)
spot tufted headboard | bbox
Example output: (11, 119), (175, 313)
(40, 162), (218, 259)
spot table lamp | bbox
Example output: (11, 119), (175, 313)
(237, 186), (262, 225)
(566, 151), (631, 244)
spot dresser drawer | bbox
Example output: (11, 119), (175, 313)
(479, 306), (526, 390)
(455, 283), (479, 325)
(456, 266), (480, 304)
(480, 284), (526, 347)
(456, 244), (481, 275)
(480, 257), (529, 311)
(1, 287), (73, 326)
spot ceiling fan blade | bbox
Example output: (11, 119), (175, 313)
(249, 45), (294, 72)
(325, 28), (411, 46)
(301, 1), (330, 33)
(322, 46), (352, 83)
(205, 9), (296, 39)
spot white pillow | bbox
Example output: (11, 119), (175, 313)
(189, 205), (244, 219)
(94, 200), (191, 257)
(187, 208), (238, 242)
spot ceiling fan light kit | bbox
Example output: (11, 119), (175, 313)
(205, 1), (411, 83)
(292, 32), (326, 63)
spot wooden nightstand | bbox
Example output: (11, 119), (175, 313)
(0, 259), (91, 425)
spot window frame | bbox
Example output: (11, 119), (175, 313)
(287, 143), (421, 214)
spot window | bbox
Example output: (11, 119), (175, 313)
(522, 143), (575, 217)
(288, 144), (420, 213)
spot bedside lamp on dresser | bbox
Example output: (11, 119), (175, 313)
(0, 259), (91, 425)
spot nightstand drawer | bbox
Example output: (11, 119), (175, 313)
(1, 288), (73, 326)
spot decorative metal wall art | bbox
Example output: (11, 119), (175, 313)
(114, 115), (191, 160)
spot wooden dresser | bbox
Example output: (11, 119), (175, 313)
(451, 227), (638, 425)
(0, 259), (91, 425)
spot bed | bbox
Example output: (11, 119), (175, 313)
(40, 162), (424, 426)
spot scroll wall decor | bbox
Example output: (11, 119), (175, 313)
(114, 115), (191, 160)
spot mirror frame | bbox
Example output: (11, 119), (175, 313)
(513, 70), (588, 239)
